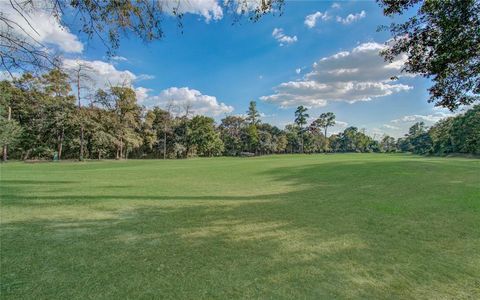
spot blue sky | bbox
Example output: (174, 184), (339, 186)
(3, 0), (456, 138)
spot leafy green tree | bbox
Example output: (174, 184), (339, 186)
(275, 134), (288, 153)
(42, 69), (76, 160)
(380, 135), (397, 152)
(399, 122), (432, 154)
(8, 74), (49, 159)
(428, 118), (454, 154)
(284, 124), (300, 153)
(246, 101), (261, 126)
(449, 105), (480, 154)
(188, 115), (224, 157)
(0, 106), (22, 161)
(294, 106), (309, 153)
(245, 124), (259, 153)
(313, 112), (336, 152)
(379, 0), (480, 110)
(105, 87), (142, 159)
(220, 115), (246, 155)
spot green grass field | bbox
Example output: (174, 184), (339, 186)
(1, 154), (479, 299)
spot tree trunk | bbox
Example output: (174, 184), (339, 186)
(300, 130), (304, 153)
(80, 125), (84, 161)
(77, 72), (84, 161)
(2, 107), (11, 162)
(163, 123), (167, 159)
(324, 127), (328, 153)
(23, 149), (30, 161)
(120, 141), (123, 159)
(58, 127), (64, 160)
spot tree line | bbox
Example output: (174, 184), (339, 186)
(0, 71), (479, 161)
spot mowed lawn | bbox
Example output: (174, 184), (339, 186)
(1, 154), (479, 299)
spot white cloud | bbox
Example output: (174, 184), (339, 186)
(62, 59), (232, 117)
(383, 124), (400, 130)
(259, 112), (276, 118)
(391, 112), (453, 124)
(335, 120), (348, 128)
(136, 74), (155, 81)
(261, 42), (412, 108)
(159, 0), (278, 21)
(111, 56), (128, 62)
(0, 2), (83, 53)
(382, 111), (454, 137)
(331, 3), (341, 9)
(145, 87), (233, 116)
(304, 11), (330, 28)
(272, 28), (297, 46)
(62, 59), (137, 90)
(295, 68), (302, 74)
(336, 10), (366, 25)
(135, 87), (153, 103)
(0, 71), (21, 81)
(159, 0), (223, 22)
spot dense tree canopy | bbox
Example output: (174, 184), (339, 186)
(379, 0), (480, 110)
(1, 72), (479, 161)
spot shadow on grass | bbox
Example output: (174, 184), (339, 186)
(1, 159), (479, 299)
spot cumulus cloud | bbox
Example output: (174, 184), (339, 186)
(0, 1), (83, 53)
(331, 3), (341, 9)
(380, 111), (455, 137)
(272, 28), (298, 46)
(157, 0), (278, 22)
(295, 68), (302, 74)
(336, 10), (366, 25)
(135, 87), (153, 103)
(382, 124), (400, 130)
(391, 112), (453, 124)
(62, 59), (138, 91)
(159, 0), (223, 22)
(304, 11), (330, 28)
(62, 59), (231, 117)
(335, 120), (349, 128)
(144, 87), (233, 117)
(261, 42), (412, 108)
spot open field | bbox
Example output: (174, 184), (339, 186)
(1, 154), (479, 299)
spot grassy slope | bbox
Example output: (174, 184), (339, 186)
(1, 154), (479, 299)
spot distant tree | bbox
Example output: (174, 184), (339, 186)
(67, 61), (95, 161)
(428, 118), (454, 155)
(275, 133), (288, 154)
(188, 116), (223, 157)
(245, 124), (259, 153)
(448, 105), (480, 154)
(379, 0), (480, 110)
(399, 122), (432, 154)
(0, 106), (22, 161)
(41, 69), (76, 160)
(313, 112), (336, 152)
(380, 135), (397, 152)
(294, 106), (309, 153)
(220, 115), (246, 155)
(246, 101), (261, 126)
(285, 124), (300, 153)
(106, 86), (142, 159)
